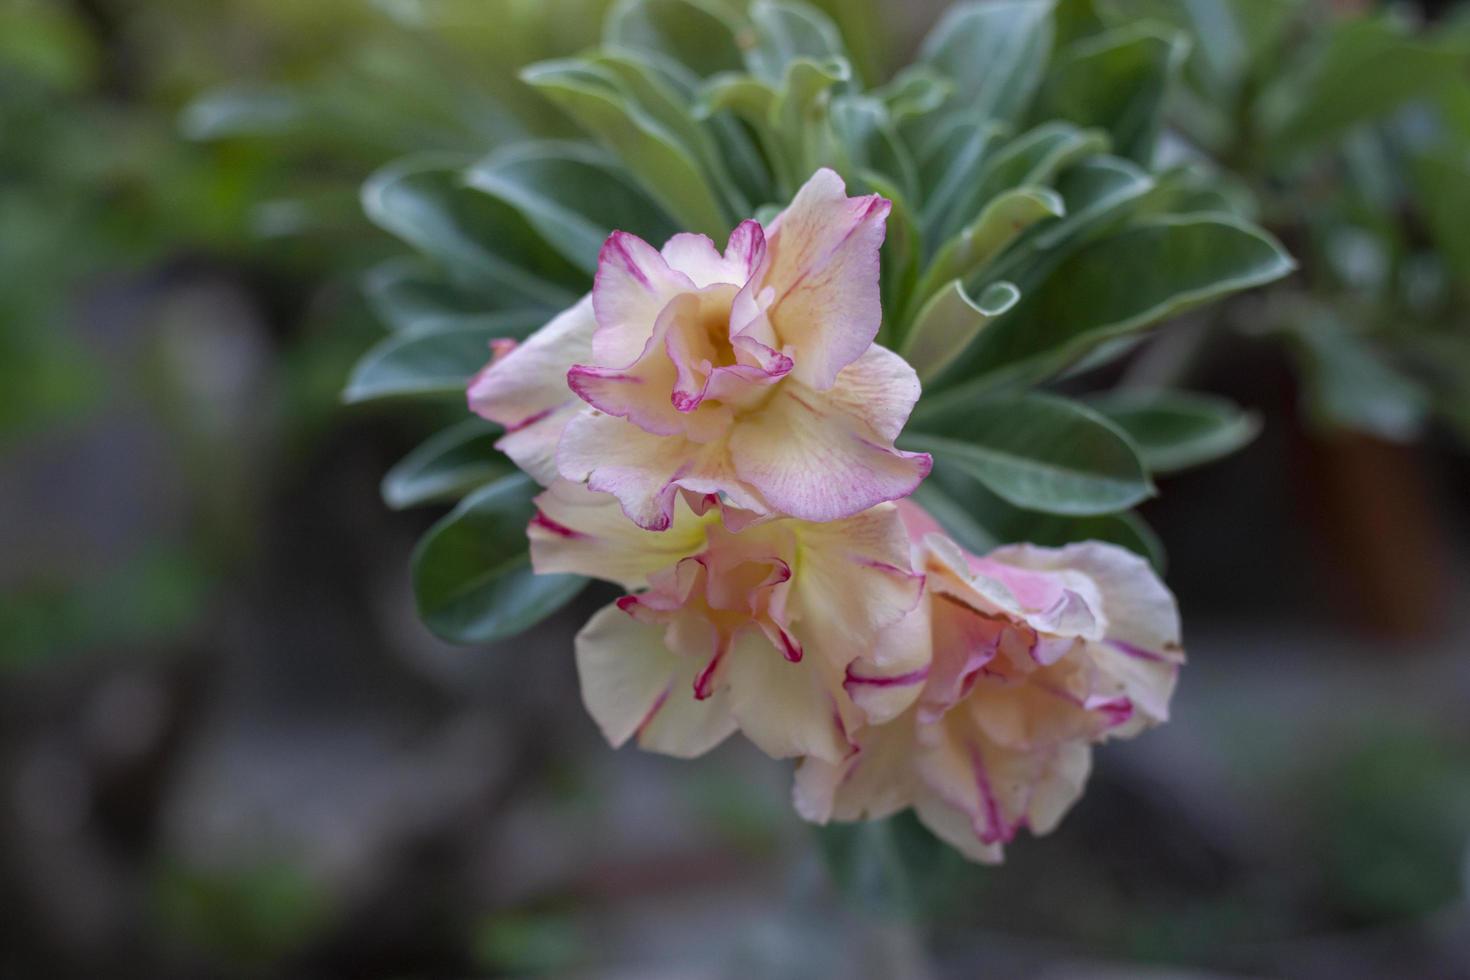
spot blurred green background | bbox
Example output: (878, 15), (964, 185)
(1, 0), (1468, 977)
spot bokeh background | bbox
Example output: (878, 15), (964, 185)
(2, 0), (1468, 977)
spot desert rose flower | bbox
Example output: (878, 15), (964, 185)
(467, 168), (931, 530)
(527, 481), (928, 763)
(794, 503), (1184, 862)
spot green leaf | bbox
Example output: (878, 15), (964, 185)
(1137, 163), (1255, 220)
(914, 117), (1005, 237)
(920, 0), (1055, 127)
(604, 0), (747, 79)
(1092, 0), (1300, 101)
(1035, 23), (1187, 165)
(522, 59), (731, 237)
(915, 185), (1063, 310)
(931, 121), (1107, 247)
(585, 51), (752, 217)
(922, 462), (1165, 571)
(1089, 388), (1260, 473)
(1262, 14), (1466, 159)
(900, 280), (1020, 383)
(342, 318), (544, 403)
(771, 56), (853, 188)
(381, 419), (512, 510)
(906, 392), (1153, 515)
(364, 258), (535, 335)
(873, 66), (952, 128)
(412, 474), (588, 645)
(466, 141), (679, 275)
(980, 154), (1156, 291)
(362, 159), (583, 308)
(1026, 155), (1154, 252)
(746, 0), (847, 84)
(936, 214), (1294, 393)
(830, 95), (918, 204)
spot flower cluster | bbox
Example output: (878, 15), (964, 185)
(468, 169), (1184, 861)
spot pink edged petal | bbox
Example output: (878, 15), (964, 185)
(577, 285), (743, 438)
(1083, 640), (1179, 728)
(494, 404), (586, 487)
(913, 718), (1020, 849)
(916, 718), (1093, 857)
(592, 231), (696, 366)
(842, 598), (933, 725)
(557, 410), (764, 531)
(822, 345), (923, 442)
(655, 285), (754, 426)
(467, 296), (595, 484)
(918, 593), (1007, 718)
(566, 357), (686, 437)
(725, 219), (767, 279)
(728, 383), (931, 523)
(660, 232), (730, 288)
(575, 603), (737, 759)
(965, 670), (1102, 751)
(662, 223), (766, 288)
(528, 480), (712, 589)
(913, 794), (1004, 865)
(988, 542), (1182, 660)
(722, 630), (856, 764)
(788, 503), (925, 668)
(792, 718), (919, 825)
(699, 335), (791, 409)
(761, 168), (891, 389)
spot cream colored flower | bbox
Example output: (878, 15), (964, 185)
(528, 482), (927, 763)
(468, 168), (930, 530)
(795, 503), (1185, 862)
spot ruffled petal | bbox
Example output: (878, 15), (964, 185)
(990, 542), (1183, 662)
(467, 297), (594, 485)
(728, 381), (931, 523)
(721, 630), (855, 764)
(568, 296), (689, 436)
(591, 231), (696, 367)
(914, 794), (1003, 865)
(820, 344), (924, 442)
(1084, 640), (1178, 728)
(575, 603), (737, 759)
(528, 480), (712, 589)
(661, 221), (766, 288)
(793, 716), (919, 825)
(761, 168), (890, 390)
(841, 598), (933, 725)
(915, 716), (1092, 856)
(787, 503), (925, 666)
(557, 411), (766, 531)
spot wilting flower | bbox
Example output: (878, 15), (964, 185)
(528, 481), (927, 763)
(468, 168), (932, 530)
(794, 503), (1184, 863)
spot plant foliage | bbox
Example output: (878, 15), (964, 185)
(346, 0), (1294, 646)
